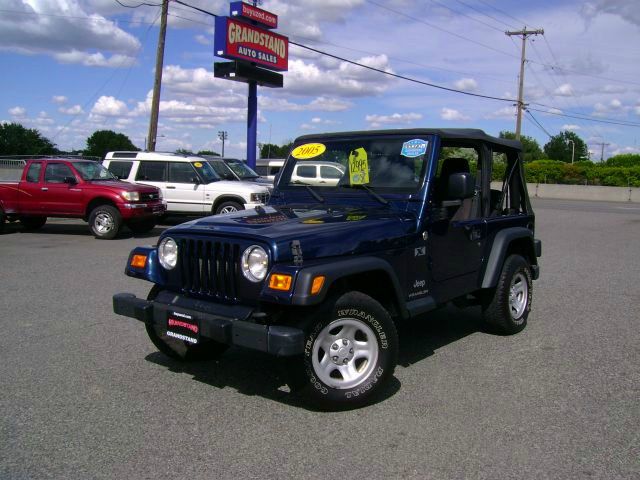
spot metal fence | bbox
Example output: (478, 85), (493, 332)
(0, 158), (27, 181)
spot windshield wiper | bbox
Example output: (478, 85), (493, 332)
(292, 181), (324, 202)
(342, 183), (388, 205)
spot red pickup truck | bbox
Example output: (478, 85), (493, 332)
(0, 158), (166, 239)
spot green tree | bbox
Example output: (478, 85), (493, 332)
(543, 131), (588, 163)
(85, 130), (138, 159)
(606, 153), (640, 167)
(499, 131), (543, 162)
(0, 122), (58, 155)
(260, 141), (293, 158)
(197, 150), (220, 156)
(175, 148), (194, 156)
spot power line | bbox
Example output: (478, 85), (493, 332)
(474, 0), (530, 28)
(426, 0), (505, 33)
(114, 0), (161, 8)
(525, 110), (552, 138)
(452, 0), (518, 30)
(527, 107), (640, 127)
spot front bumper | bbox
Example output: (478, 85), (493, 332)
(112, 291), (304, 357)
(120, 201), (166, 219)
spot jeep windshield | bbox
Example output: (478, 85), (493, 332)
(280, 135), (431, 193)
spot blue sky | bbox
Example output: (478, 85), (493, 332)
(1, 0), (639, 160)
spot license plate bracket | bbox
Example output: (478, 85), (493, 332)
(166, 311), (200, 344)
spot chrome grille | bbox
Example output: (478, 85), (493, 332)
(178, 238), (240, 300)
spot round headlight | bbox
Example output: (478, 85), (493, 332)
(158, 237), (178, 270)
(241, 245), (268, 282)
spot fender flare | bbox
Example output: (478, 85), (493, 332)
(290, 256), (406, 314)
(481, 227), (537, 289)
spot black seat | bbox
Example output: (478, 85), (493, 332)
(437, 157), (474, 221)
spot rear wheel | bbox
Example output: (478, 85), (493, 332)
(20, 216), (47, 231)
(482, 254), (533, 334)
(0, 210), (5, 234)
(89, 205), (122, 239)
(298, 291), (398, 410)
(144, 286), (229, 362)
(215, 201), (243, 215)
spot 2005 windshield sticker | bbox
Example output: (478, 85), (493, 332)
(349, 147), (369, 185)
(291, 143), (326, 160)
(401, 139), (428, 158)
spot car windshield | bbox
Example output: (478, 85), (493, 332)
(226, 159), (259, 179)
(281, 135), (431, 193)
(191, 161), (221, 183)
(75, 161), (117, 181)
(206, 160), (236, 180)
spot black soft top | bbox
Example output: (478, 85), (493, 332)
(295, 128), (522, 152)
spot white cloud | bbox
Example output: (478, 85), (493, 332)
(582, 0), (640, 27)
(59, 105), (85, 115)
(54, 50), (136, 68)
(554, 83), (574, 96)
(561, 124), (581, 131)
(259, 96), (351, 112)
(454, 78), (478, 92)
(0, 0), (140, 65)
(194, 35), (211, 46)
(365, 112), (422, 128)
(91, 96), (129, 116)
(52, 96), (67, 105)
(9, 106), (26, 117)
(441, 108), (470, 121)
(485, 106), (516, 120)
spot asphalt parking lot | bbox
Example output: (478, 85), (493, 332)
(1, 199), (638, 479)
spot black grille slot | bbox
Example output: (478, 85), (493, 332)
(179, 239), (240, 300)
(140, 192), (159, 201)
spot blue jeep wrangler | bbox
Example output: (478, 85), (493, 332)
(113, 129), (541, 409)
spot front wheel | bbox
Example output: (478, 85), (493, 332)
(89, 205), (122, 239)
(482, 254), (533, 334)
(215, 201), (243, 215)
(299, 291), (398, 410)
(145, 286), (229, 362)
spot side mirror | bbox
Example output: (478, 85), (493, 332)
(63, 176), (77, 185)
(191, 177), (201, 184)
(447, 172), (475, 199)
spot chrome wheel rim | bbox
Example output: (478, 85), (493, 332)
(509, 272), (528, 320)
(219, 205), (239, 214)
(312, 318), (379, 389)
(94, 212), (114, 234)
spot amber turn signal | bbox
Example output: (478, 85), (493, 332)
(268, 273), (292, 291)
(130, 254), (147, 268)
(310, 276), (325, 295)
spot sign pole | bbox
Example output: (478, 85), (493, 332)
(247, 81), (258, 169)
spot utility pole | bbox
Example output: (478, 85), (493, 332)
(218, 130), (228, 157)
(147, 0), (169, 152)
(505, 27), (544, 140)
(593, 142), (610, 162)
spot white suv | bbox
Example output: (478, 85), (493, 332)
(104, 152), (269, 215)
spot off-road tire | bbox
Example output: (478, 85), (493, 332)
(0, 209), (5, 234)
(89, 205), (122, 240)
(127, 219), (156, 235)
(215, 201), (243, 215)
(482, 254), (533, 334)
(298, 291), (398, 410)
(144, 286), (229, 362)
(20, 216), (47, 230)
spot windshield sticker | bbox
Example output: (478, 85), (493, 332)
(401, 139), (428, 158)
(291, 143), (326, 160)
(346, 214), (366, 222)
(349, 147), (369, 185)
(193, 162), (203, 167)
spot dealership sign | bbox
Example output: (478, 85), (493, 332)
(214, 16), (288, 71)
(230, 1), (277, 29)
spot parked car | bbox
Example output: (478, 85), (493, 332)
(104, 151), (270, 215)
(255, 158), (285, 181)
(290, 160), (346, 186)
(200, 156), (273, 190)
(113, 128), (541, 409)
(0, 158), (165, 239)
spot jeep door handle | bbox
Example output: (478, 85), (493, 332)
(41, 187), (48, 191)
(166, 186), (176, 189)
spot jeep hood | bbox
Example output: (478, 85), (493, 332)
(166, 205), (418, 261)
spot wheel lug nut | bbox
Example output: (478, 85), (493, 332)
(342, 339), (348, 345)
(349, 348), (353, 354)
(343, 358), (348, 364)
(332, 344), (338, 350)
(332, 356), (338, 362)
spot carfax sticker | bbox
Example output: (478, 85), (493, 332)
(349, 147), (369, 185)
(291, 143), (326, 159)
(401, 139), (428, 158)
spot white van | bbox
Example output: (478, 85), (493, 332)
(291, 161), (345, 186)
(104, 151), (269, 215)
(255, 158), (285, 181)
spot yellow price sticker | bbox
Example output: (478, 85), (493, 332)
(349, 147), (369, 185)
(291, 143), (326, 160)
(193, 162), (203, 168)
